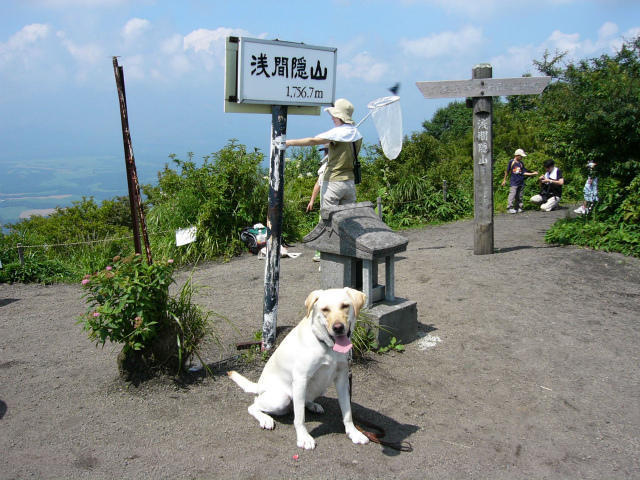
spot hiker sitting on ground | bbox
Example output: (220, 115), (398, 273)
(286, 98), (362, 209)
(501, 148), (538, 214)
(530, 159), (564, 212)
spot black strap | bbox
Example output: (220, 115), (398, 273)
(351, 142), (361, 184)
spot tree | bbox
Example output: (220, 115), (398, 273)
(538, 36), (640, 185)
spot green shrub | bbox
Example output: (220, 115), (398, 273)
(546, 218), (640, 257)
(0, 256), (72, 284)
(144, 142), (269, 262)
(79, 254), (212, 376)
(79, 254), (175, 352)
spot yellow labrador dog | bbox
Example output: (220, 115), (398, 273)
(228, 287), (369, 450)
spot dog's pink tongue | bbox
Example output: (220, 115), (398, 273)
(333, 335), (352, 354)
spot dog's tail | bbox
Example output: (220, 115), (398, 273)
(227, 371), (263, 394)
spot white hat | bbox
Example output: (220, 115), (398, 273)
(324, 98), (355, 124)
(514, 148), (527, 157)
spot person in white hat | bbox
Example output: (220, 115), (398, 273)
(501, 148), (538, 213)
(286, 98), (362, 209)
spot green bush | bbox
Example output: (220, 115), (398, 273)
(79, 254), (175, 352)
(144, 142), (270, 262)
(0, 256), (72, 284)
(79, 254), (212, 376)
(546, 218), (640, 257)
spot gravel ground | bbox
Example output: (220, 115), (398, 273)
(1, 207), (639, 479)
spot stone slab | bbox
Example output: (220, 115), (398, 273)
(363, 297), (418, 347)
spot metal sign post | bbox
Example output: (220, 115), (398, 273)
(225, 37), (336, 349)
(262, 105), (287, 349)
(416, 66), (550, 255)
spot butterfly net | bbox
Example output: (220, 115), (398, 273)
(368, 96), (402, 160)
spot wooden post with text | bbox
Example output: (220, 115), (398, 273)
(416, 65), (550, 254)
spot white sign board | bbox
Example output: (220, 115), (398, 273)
(175, 226), (197, 247)
(236, 37), (336, 106)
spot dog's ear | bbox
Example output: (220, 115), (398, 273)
(305, 290), (322, 317)
(344, 288), (366, 318)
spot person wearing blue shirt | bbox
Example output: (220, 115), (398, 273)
(501, 148), (538, 213)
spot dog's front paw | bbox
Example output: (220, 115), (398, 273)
(346, 425), (370, 445)
(296, 432), (316, 450)
(259, 416), (275, 430)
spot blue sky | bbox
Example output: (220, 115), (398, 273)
(1, 0), (639, 192)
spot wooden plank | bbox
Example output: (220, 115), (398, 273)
(416, 76), (551, 99)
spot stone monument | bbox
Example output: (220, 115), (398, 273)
(303, 202), (417, 346)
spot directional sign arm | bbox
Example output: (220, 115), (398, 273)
(416, 76), (551, 99)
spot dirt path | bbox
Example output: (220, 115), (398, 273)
(1, 208), (639, 479)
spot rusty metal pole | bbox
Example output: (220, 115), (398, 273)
(112, 57), (152, 264)
(262, 105), (288, 350)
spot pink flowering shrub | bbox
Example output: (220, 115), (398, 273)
(78, 254), (211, 378)
(78, 254), (175, 352)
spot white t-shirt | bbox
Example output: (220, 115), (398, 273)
(316, 124), (363, 143)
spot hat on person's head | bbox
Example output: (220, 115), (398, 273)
(514, 148), (527, 157)
(325, 98), (355, 124)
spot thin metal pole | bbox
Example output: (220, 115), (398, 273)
(262, 105), (288, 350)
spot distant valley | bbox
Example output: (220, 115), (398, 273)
(0, 155), (159, 228)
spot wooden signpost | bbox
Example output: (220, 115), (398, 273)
(416, 65), (550, 254)
(225, 37), (337, 349)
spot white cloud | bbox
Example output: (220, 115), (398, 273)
(338, 51), (389, 82)
(547, 30), (582, 54)
(1, 23), (50, 52)
(182, 27), (251, 71)
(161, 34), (183, 55)
(598, 21), (619, 39)
(184, 28), (238, 53)
(490, 44), (539, 77)
(490, 21), (640, 77)
(400, 26), (484, 59)
(28, 0), (130, 7)
(399, 0), (578, 16)
(122, 18), (151, 42)
(0, 24), (51, 68)
(121, 54), (145, 80)
(56, 31), (103, 64)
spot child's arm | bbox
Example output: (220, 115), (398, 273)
(307, 180), (321, 212)
(501, 165), (509, 186)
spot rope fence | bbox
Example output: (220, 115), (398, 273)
(1, 229), (175, 263)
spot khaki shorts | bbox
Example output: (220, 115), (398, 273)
(321, 180), (356, 209)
